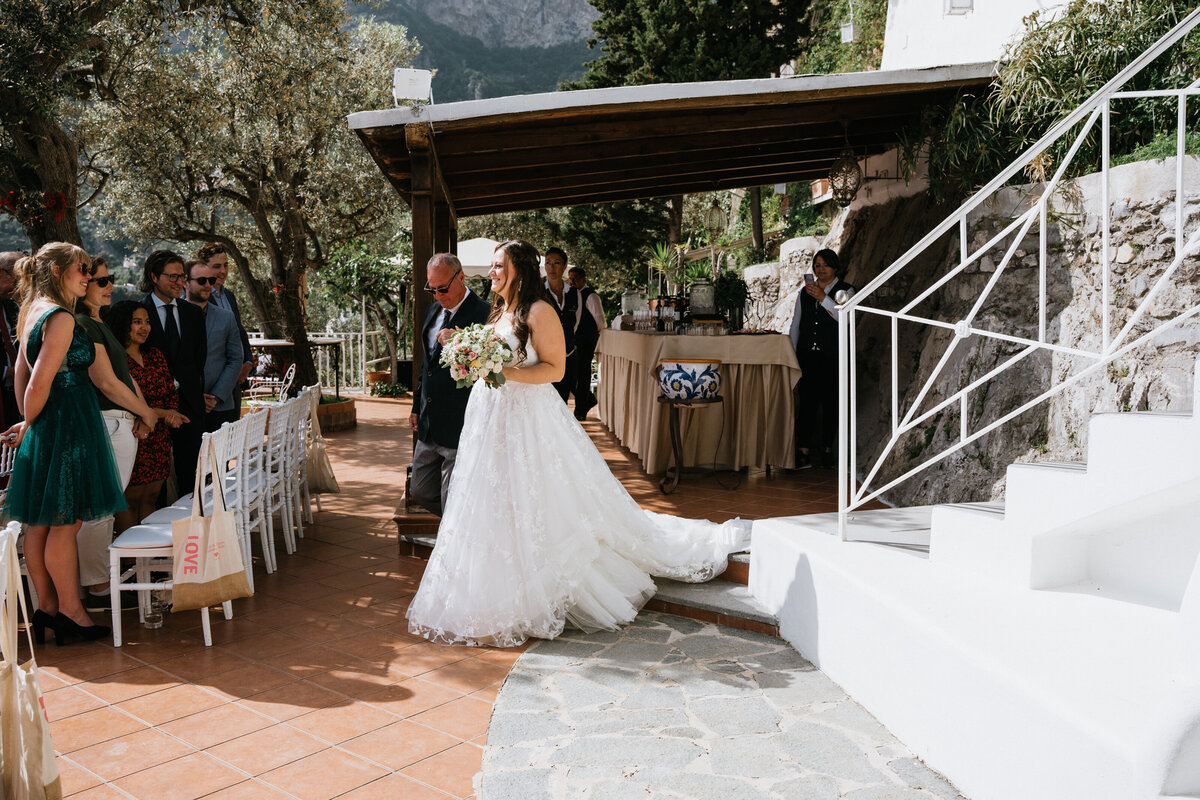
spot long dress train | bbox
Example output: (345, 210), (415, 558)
(406, 316), (751, 647)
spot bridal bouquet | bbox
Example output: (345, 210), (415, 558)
(440, 323), (513, 389)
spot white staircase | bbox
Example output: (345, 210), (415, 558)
(932, 398), (1200, 613)
(751, 8), (1200, 798)
(751, 386), (1200, 796)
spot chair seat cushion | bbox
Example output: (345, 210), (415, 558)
(142, 506), (191, 524)
(110, 523), (173, 549)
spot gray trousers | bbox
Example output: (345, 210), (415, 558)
(409, 439), (457, 517)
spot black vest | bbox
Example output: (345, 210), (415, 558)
(797, 279), (854, 357)
(549, 284), (575, 355)
(565, 286), (599, 348)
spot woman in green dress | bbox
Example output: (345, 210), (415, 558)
(4, 243), (153, 645)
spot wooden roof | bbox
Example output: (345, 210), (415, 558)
(348, 63), (994, 218)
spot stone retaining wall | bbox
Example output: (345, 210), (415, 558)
(760, 156), (1200, 506)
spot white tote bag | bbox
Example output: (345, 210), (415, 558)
(171, 441), (252, 612)
(0, 522), (62, 800)
(306, 393), (339, 495)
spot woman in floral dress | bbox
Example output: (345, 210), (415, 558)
(107, 301), (182, 531)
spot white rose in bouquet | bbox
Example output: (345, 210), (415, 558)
(439, 323), (514, 389)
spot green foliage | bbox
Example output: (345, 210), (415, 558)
(784, 182), (830, 239)
(795, 0), (887, 75)
(903, 0), (1200, 201)
(369, 381), (410, 397)
(568, 0), (809, 89)
(86, 10), (417, 341)
(714, 271), (748, 312)
(1111, 130), (1200, 166)
(322, 238), (411, 309)
(351, 2), (591, 101)
(460, 199), (671, 295)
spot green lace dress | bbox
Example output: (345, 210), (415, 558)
(4, 307), (126, 526)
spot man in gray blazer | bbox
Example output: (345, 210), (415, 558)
(184, 258), (244, 430)
(197, 243), (254, 399)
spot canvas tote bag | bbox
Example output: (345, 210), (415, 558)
(306, 392), (339, 495)
(171, 441), (252, 612)
(0, 522), (62, 800)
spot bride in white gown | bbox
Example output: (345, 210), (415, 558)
(406, 241), (751, 647)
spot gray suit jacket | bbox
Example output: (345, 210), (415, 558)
(190, 300), (243, 412)
(211, 286), (253, 365)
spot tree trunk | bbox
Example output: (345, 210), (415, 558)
(277, 258), (316, 392)
(667, 195), (684, 247)
(749, 186), (764, 251)
(6, 109), (83, 249)
(368, 298), (399, 384)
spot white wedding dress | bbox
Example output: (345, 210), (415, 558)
(406, 316), (752, 647)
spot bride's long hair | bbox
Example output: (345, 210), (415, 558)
(488, 240), (551, 364)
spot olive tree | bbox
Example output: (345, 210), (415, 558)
(87, 9), (418, 386)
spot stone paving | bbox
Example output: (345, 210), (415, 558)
(478, 612), (965, 800)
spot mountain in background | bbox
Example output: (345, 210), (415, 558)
(351, 0), (598, 102)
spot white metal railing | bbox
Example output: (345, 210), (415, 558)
(249, 328), (406, 393)
(837, 7), (1200, 539)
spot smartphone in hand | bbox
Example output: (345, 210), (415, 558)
(804, 274), (816, 285)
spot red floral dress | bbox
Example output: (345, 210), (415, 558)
(127, 346), (178, 486)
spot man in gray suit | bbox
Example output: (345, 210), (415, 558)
(184, 258), (244, 430)
(197, 243), (254, 397)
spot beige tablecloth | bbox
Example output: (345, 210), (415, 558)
(596, 330), (801, 474)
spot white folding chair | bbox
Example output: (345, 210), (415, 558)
(0, 444), (35, 609)
(108, 433), (233, 647)
(284, 396), (309, 541)
(297, 384), (320, 521)
(142, 416), (272, 579)
(263, 400), (298, 556)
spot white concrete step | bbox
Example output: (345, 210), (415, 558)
(749, 513), (1198, 800)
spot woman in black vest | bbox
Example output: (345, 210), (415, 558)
(788, 248), (855, 469)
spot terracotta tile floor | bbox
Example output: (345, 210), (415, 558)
(28, 395), (841, 799)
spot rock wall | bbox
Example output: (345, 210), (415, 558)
(762, 156), (1200, 507)
(400, 0), (598, 49)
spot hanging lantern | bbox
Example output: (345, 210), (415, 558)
(829, 148), (862, 208)
(703, 198), (728, 244)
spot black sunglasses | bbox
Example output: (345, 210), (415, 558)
(424, 270), (462, 295)
(190, 276), (218, 285)
(87, 276), (113, 288)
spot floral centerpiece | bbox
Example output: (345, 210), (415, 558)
(439, 323), (513, 389)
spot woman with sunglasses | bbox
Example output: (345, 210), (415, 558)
(3, 243), (151, 645)
(74, 257), (177, 611)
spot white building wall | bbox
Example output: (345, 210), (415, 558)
(880, 0), (1068, 71)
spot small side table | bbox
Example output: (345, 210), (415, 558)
(657, 395), (724, 495)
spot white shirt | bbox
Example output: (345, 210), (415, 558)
(150, 292), (179, 332)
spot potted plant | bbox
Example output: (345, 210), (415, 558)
(649, 242), (682, 294)
(715, 270), (749, 330)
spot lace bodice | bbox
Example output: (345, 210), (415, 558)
(494, 314), (540, 367)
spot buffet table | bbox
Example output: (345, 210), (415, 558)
(596, 330), (801, 475)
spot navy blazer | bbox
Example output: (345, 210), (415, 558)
(142, 293), (207, 423)
(412, 291), (491, 449)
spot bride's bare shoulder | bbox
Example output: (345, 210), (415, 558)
(527, 300), (558, 324)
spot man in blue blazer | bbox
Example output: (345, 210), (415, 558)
(184, 259), (244, 430)
(408, 253), (490, 516)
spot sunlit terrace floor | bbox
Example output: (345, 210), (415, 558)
(29, 395), (844, 800)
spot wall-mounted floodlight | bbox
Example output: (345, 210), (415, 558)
(944, 0), (974, 15)
(393, 68), (433, 106)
